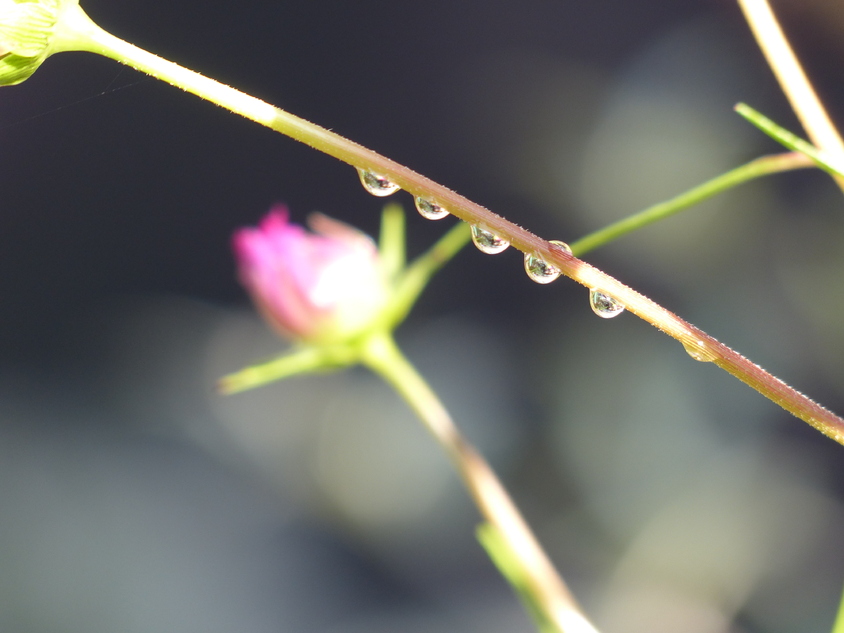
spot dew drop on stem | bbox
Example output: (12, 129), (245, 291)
(682, 339), (716, 362)
(471, 225), (510, 254)
(358, 169), (401, 197)
(589, 289), (625, 318)
(524, 241), (570, 284)
(415, 197), (450, 220)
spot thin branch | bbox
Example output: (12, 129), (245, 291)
(737, 0), (844, 192)
(735, 104), (844, 177)
(570, 152), (813, 256)
(362, 333), (600, 633)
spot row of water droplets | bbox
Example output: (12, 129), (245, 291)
(358, 168), (624, 318)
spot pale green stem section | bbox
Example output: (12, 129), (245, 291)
(386, 221), (471, 328)
(53, 5), (844, 444)
(378, 203), (406, 282)
(360, 332), (600, 633)
(735, 104), (844, 178)
(59, 7), (285, 133)
(219, 344), (357, 394)
(478, 522), (560, 633)
(220, 220), (470, 394)
(831, 582), (844, 633)
(736, 0), (844, 192)
(570, 152), (813, 256)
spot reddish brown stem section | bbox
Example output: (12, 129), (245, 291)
(267, 109), (844, 443)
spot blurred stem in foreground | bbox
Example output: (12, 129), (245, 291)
(736, 0), (844, 193)
(360, 332), (599, 633)
(222, 205), (599, 633)
(832, 581), (844, 633)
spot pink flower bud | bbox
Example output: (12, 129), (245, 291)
(233, 205), (389, 343)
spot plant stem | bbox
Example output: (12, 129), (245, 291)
(832, 581), (844, 633)
(360, 332), (600, 633)
(736, 0), (844, 192)
(60, 5), (844, 444)
(569, 152), (813, 256)
(387, 221), (472, 327)
(378, 203), (407, 282)
(218, 343), (358, 394)
(477, 522), (562, 633)
(735, 105), (844, 177)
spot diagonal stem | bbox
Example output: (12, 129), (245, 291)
(386, 221), (472, 328)
(735, 105), (844, 177)
(569, 152), (813, 256)
(218, 344), (358, 394)
(361, 332), (600, 633)
(737, 0), (844, 192)
(832, 582), (844, 633)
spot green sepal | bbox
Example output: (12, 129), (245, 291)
(476, 522), (562, 633)
(0, 0), (79, 85)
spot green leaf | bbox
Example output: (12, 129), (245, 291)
(385, 220), (471, 328)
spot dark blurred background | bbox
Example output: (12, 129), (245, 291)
(1, 0), (844, 631)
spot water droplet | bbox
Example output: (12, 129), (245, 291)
(524, 241), (571, 284)
(358, 169), (400, 197)
(414, 197), (449, 220)
(589, 288), (625, 318)
(682, 339), (716, 362)
(471, 225), (510, 254)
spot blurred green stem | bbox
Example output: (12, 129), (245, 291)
(833, 582), (844, 633)
(478, 522), (561, 633)
(385, 221), (471, 328)
(378, 203), (407, 282)
(735, 105), (844, 178)
(570, 151), (812, 256)
(736, 0), (844, 192)
(361, 332), (599, 633)
(832, 580), (844, 633)
(218, 344), (358, 394)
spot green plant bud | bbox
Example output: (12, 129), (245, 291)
(0, 0), (78, 85)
